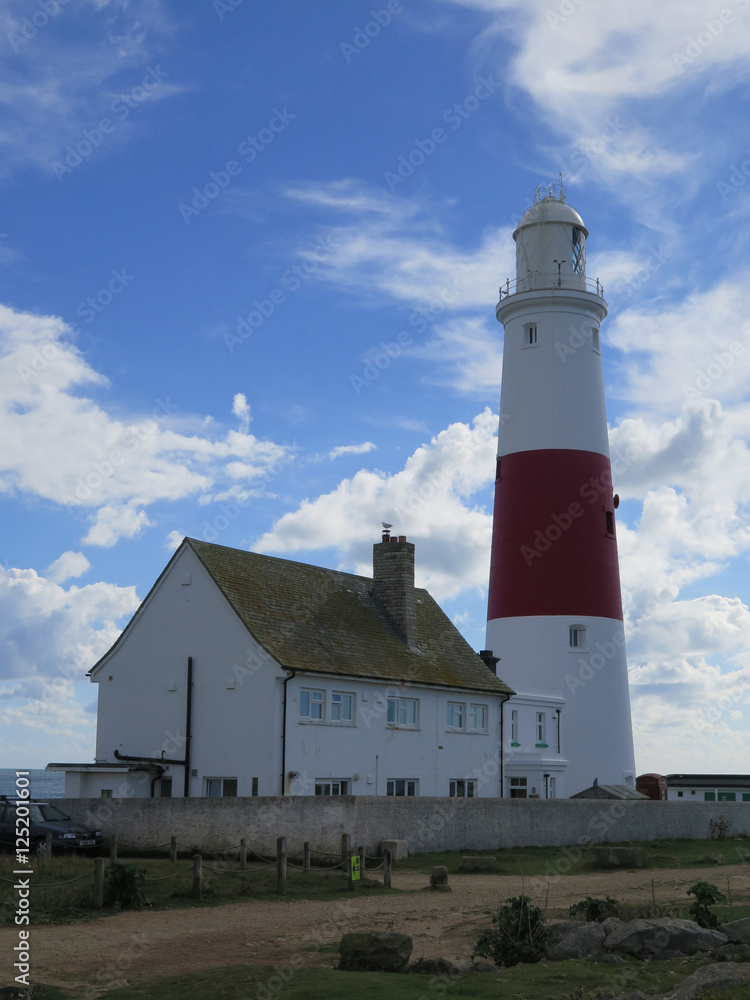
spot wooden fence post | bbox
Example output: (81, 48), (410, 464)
(239, 837), (247, 870)
(340, 833), (350, 869)
(93, 857), (104, 909)
(277, 836), (287, 896)
(384, 849), (392, 889)
(170, 836), (177, 864)
(192, 854), (202, 900)
(110, 835), (118, 862)
(45, 832), (53, 858)
(358, 844), (365, 879)
(303, 841), (311, 872)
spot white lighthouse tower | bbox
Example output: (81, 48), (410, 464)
(486, 181), (635, 799)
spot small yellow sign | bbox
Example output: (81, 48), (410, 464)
(350, 855), (361, 881)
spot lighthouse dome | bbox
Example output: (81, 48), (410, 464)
(513, 196), (588, 241)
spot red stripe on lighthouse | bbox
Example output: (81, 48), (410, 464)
(487, 449), (623, 621)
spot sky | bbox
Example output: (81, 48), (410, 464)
(2, 0), (750, 776)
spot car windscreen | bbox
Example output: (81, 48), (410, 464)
(38, 805), (71, 821)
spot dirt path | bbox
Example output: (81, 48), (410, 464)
(10, 864), (750, 993)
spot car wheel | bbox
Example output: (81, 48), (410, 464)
(33, 839), (47, 857)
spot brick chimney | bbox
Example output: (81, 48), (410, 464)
(372, 533), (419, 651)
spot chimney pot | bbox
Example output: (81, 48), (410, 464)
(398, 535), (407, 543)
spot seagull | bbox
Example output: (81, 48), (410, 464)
(381, 522), (393, 530)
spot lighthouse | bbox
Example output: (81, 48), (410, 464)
(486, 181), (635, 799)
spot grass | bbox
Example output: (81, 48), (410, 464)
(0, 852), (396, 925)
(39, 956), (750, 1000)
(393, 835), (750, 879)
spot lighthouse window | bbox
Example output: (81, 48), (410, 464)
(523, 324), (538, 347)
(605, 510), (615, 536)
(592, 327), (600, 353)
(572, 228), (585, 274)
(569, 625), (587, 649)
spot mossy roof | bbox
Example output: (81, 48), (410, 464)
(187, 538), (513, 696)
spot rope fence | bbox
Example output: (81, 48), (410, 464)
(0, 834), (395, 907)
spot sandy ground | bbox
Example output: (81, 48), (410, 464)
(7, 863), (750, 994)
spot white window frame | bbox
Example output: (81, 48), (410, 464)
(468, 703), (488, 733)
(509, 776), (528, 798)
(387, 696), (419, 729)
(314, 779), (349, 796)
(330, 691), (354, 724)
(536, 712), (547, 745)
(205, 777), (238, 798)
(386, 778), (418, 797)
(450, 778), (477, 797)
(446, 701), (465, 731)
(300, 688), (324, 722)
(523, 323), (538, 348)
(569, 625), (587, 649)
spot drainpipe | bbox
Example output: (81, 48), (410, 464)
(184, 657), (193, 798)
(500, 694), (510, 798)
(281, 667), (297, 796)
(556, 708), (561, 755)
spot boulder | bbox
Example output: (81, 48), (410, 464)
(594, 846), (648, 869)
(380, 839), (408, 860)
(714, 943), (750, 963)
(720, 915), (750, 945)
(546, 920), (583, 947)
(546, 921), (606, 961)
(469, 961), (497, 973)
(603, 916), (625, 936)
(605, 917), (727, 959)
(636, 962), (750, 999)
(458, 856), (498, 872)
(429, 866), (452, 892)
(339, 932), (413, 972)
(408, 957), (460, 976)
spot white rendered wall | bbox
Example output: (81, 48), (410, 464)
(487, 615), (635, 796)
(91, 545), (286, 797)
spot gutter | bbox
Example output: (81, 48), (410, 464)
(281, 667), (297, 796)
(184, 656), (193, 798)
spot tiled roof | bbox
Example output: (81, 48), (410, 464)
(187, 538), (513, 696)
(570, 784), (648, 800)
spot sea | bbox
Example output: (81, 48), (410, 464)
(0, 768), (65, 799)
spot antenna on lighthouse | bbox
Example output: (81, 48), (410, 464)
(553, 259), (566, 287)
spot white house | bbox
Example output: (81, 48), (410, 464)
(49, 533), (517, 799)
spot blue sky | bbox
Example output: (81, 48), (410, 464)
(2, 0), (750, 774)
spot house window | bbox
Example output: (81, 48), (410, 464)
(450, 779), (477, 797)
(509, 777), (528, 799)
(605, 510), (615, 536)
(330, 691), (354, 724)
(569, 625), (586, 649)
(523, 323), (538, 347)
(387, 779), (418, 796)
(206, 777), (237, 797)
(300, 688), (324, 722)
(677, 791), (684, 798)
(536, 712), (547, 745)
(511, 709), (519, 744)
(315, 779), (349, 795)
(252, 777), (259, 796)
(101, 789), (112, 799)
(446, 702), (464, 730)
(468, 704), (488, 732)
(592, 327), (600, 352)
(159, 777), (172, 798)
(387, 696), (418, 728)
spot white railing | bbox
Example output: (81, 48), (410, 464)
(498, 272), (605, 301)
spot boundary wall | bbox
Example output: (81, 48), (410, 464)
(56, 796), (750, 856)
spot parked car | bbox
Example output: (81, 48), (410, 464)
(0, 796), (104, 856)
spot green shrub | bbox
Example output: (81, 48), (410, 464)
(472, 894), (548, 967)
(687, 881), (726, 928)
(105, 861), (147, 910)
(568, 895), (620, 922)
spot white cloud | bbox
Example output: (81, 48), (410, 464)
(165, 529), (184, 551)
(232, 392), (251, 430)
(327, 442), (377, 460)
(0, 302), (293, 546)
(256, 409), (498, 601)
(44, 550), (91, 584)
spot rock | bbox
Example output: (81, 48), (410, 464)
(408, 957), (461, 976)
(339, 932), (413, 972)
(604, 917), (728, 960)
(714, 943), (750, 963)
(458, 856), (497, 872)
(699, 853), (725, 865)
(469, 960), (497, 973)
(595, 846), (648, 869)
(546, 920), (582, 947)
(598, 952), (626, 963)
(720, 915), (750, 945)
(380, 839), (408, 860)
(546, 921), (605, 961)
(431, 865), (449, 885)
(603, 916), (625, 935)
(645, 962), (750, 999)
